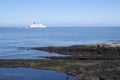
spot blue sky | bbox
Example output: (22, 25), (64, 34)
(0, 0), (120, 27)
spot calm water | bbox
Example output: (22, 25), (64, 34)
(0, 27), (119, 80)
(0, 27), (120, 59)
(0, 68), (77, 80)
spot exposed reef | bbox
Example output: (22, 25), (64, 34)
(31, 44), (120, 60)
(0, 59), (119, 80)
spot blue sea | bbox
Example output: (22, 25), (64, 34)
(0, 68), (77, 80)
(0, 27), (120, 80)
(0, 27), (120, 59)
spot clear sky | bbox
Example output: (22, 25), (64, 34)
(0, 0), (120, 27)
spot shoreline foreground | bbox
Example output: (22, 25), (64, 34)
(0, 43), (120, 80)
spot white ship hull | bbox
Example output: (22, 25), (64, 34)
(29, 24), (46, 28)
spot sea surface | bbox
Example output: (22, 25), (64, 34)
(0, 27), (120, 59)
(0, 27), (120, 80)
(0, 68), (77, 80)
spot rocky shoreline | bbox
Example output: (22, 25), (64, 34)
(31, 43), (120, 60)
(0, 59), (119, 80)
(0, 43), (120, 80)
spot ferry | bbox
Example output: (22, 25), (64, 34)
(29, 22), (46, 28)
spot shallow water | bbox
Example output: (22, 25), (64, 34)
(0, 27), (120, 59)
(0, 68), (77, 80)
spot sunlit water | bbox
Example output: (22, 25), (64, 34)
(0, 27), (120, 59)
